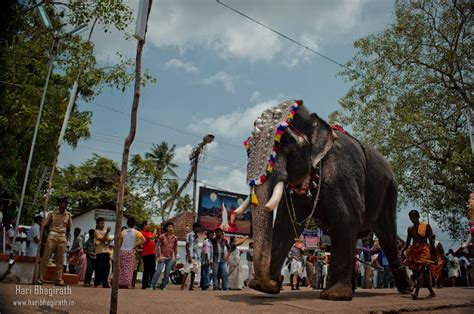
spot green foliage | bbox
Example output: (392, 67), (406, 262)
(0, 1), (140, 224)
(53, 154), (149, 223)
(129, 142), (184, 222)
(176, 194), (193, 214)
(336, 0), (473, 240)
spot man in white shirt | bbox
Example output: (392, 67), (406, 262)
(201, 230), (214, 290)
(6, 223), (14, 252)
(15, 228), (27, 256)
(26, 215), (43, 257)
(446, 249), (460, 286)
(182, 222), (201, 291)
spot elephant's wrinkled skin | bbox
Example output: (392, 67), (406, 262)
(247, 103), (413, 300)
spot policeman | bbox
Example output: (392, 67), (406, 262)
(37, 196), (72, 286)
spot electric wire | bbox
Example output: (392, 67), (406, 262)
(86, 101), (244, 150)
(216, 0), (354, 73)
(76, 144), (247, 180)
(86, 134), (247, 171)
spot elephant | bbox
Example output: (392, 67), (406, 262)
(235, 100), (413, 300)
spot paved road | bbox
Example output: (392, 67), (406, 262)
(0, 284), (473, 313)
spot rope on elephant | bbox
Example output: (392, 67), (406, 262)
(284, 161), (323, 239)
(355, 257), (387, 271)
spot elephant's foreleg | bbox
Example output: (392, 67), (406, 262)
(320, 222), (357, 301)
(270, 194), (309, 284)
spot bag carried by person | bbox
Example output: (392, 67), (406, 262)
(68, 250), (80, 265)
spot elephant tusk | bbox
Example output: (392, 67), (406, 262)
(265, 181), (284, 212)
(234, 195), (250, 216)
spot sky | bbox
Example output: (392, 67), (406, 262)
(58, 0), (461, 250)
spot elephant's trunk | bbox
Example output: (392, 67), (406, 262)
(248, 183), (280, 294)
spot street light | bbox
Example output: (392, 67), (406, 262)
(192, 134), (214, 215)
(162, 134), (214, 219)
(13, 17), (87, 254)
(36, 1), (52, 29)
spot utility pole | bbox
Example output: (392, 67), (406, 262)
(192, 157), (198, 215)
(12, 37), (58, 251)
(163, 134), (214, 221)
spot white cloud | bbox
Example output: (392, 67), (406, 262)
(173, 141), (219, 165)
(201, 168), (248, 195)
(90, 0), (393, 66)
(250, 91), (261, 102)
(145, 0), (373, 64)
(202, 72), (236, 93)
(188, 99), (280, 140)
(173, 144), (193, 165)
(164, 58), (199, 73)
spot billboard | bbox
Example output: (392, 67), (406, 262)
(197, 187), (251, 235)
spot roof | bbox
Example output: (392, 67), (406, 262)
(166, 211), (196, 241)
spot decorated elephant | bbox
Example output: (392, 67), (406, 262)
(235, 100), (413, 300)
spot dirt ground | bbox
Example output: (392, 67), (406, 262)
(0, 284), (473, 313)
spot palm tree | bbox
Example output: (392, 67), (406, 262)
(162, 179), (179, 213)
(145, 142), (178, 219)
(145, 142), (178, 178)
(176, 194), (193, 214)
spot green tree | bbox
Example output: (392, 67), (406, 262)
(0, 1), (136, 223)
(175, 194), (193, 214)
(146, 142), (178, 178)
(52, 154), (149, 223)
(335, 0), (473, 240)
(129, 142), (179, 222)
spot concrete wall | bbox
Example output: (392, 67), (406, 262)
(72, 209), (127, 243)
(0, 255), (35, 284)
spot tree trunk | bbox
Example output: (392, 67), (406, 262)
(467, 108), (474, 156)
(110, 1), (152, 313)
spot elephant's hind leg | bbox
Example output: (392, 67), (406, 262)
(375, 182), (413, 294)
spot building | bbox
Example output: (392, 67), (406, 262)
(166, 211), (195, 241)
(72, 208), (127, 240)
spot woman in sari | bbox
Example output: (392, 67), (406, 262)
(228, 244), (242, 290)
(118, 218), (145, 288)
(78, 247), (87, 281)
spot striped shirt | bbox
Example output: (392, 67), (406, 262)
(186, 231), (200, 260)
(202, 239), (214, 263)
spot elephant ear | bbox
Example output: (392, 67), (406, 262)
(310, 113), (337, 168)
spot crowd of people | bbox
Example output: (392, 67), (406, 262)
(2, 197), (256, 290)
(2, 200), (472, 294)
(278, 210), (473, 295)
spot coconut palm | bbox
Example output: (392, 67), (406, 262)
(176, 194), (193, 214)
(144, 142), (178, 220)
(145, 142), (178, 178)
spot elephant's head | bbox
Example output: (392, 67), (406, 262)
(235, 100), (336, 293)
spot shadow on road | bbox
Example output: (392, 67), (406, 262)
(353, 290), (400, 298)
(218, 288), (405, 305)
(217, 290), (321, 305)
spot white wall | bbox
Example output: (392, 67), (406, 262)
(72, 210), (127, 244)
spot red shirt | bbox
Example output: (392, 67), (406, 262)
(141, 231), (156, 256)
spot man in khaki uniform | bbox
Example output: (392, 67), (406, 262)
(37, 197), (72, 286)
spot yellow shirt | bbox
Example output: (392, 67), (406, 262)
(45, 210), (72, 235)
(95, 229), (110, 254)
